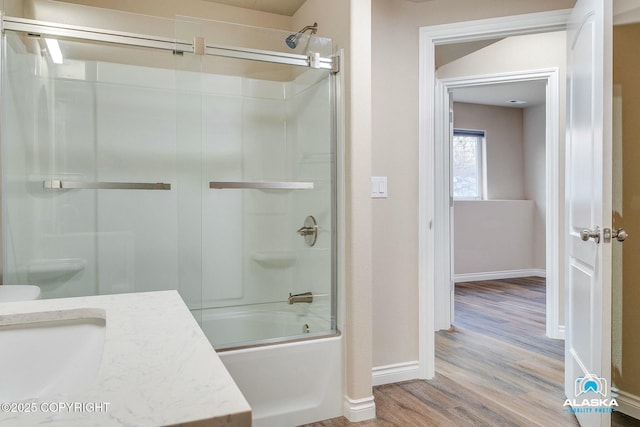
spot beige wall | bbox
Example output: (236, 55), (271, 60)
(452, 102), (535, 276)
(453, 102), (525, 200)
(371, 0), (574, 369)
(612, 22), (640, 399)
(295, 0), (374, 407)
(454, 200), (534, 274)
(523, 104), (547, 271)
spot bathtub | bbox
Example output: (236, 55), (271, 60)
(199, 305), (343, 426)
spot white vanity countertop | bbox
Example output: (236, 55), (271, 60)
(0, 291), (252, 427)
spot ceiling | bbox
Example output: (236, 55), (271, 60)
(200, 0), (307, 16)
(452, 80), (547, 109)
(435, 39), (502, 69)
(202, 0), (434, 16)
(614, 1), (640, 25)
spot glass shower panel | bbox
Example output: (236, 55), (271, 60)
(2, 15), (337, 350)
(199, 56), (335, 348)
(2, 33), (100, 297)
(1, 32), (203, 304)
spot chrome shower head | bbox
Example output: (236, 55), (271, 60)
(285, 22), (318, 49)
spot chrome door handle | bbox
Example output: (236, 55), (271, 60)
(613, 228), (628, 242)
(580, 227), (601, 244)
(603, 228), (628, 242)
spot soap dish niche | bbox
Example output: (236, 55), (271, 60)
(251, 251), (297, 269)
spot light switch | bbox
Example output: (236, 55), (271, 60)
(371, 176), (388, 198)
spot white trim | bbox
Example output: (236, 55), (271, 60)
(613, 388), (640, 420)
(418, 9), (571, 382)
(543, 67), (562, 342)
(343, 395), (376, 422)
(454, 269), (546, 283)
(372, 361), (420, 386)
(420, 9), (572, 44)
(418, 16), (435, 380)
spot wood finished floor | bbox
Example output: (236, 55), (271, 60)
(301, 277), (640, 427)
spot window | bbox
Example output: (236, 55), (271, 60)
(452, 129), (485, 199)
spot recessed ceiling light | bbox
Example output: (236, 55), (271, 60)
(506, 99), (526, 105)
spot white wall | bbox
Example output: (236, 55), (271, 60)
(454, 200), (534, 276)
(453, 102), (525, 200)
(523, 104), (547, 270)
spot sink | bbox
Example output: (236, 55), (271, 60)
(0, 308), (106, 402)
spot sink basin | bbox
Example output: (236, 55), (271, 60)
(0, 308), (106, 401)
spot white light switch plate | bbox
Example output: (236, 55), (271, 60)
(371, 176), (388, 198)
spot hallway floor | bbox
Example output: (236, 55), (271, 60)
(302, 277), (640, 427)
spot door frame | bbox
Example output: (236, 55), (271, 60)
(418, 9), (572, 379)
(436, 68), (562, 336)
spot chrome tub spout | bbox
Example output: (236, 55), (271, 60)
(288, 292), (313, 304)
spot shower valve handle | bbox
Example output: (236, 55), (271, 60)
(297, 216), (318, 247)
(297, 226), (317, 236)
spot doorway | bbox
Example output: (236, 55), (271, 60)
(446, 79), (552, 331)
(432, 66), (563, 332)
(417, 8), (571, 380)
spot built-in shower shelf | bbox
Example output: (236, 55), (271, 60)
(27, 258), (87, 281)
(251, 251), (297, 268)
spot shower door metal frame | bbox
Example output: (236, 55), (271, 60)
(0, 13), (341, 341)
(1, 16), (338, 71)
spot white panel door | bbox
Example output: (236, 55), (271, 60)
(565, 0), (613, 426)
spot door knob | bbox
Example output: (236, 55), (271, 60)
(606, 228), (628, 242)
(580, 227), (601, 244)
(602, 228), (628, 242)
(613, 228), (628, 242)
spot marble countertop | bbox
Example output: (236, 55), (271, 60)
(0, 291), (252, 426)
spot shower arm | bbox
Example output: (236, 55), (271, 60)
(297, 23), (318, 36)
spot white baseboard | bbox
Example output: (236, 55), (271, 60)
(550, 325), (565, 340)
(372, 361), (420, 386)
(454, 269), (546, 283)
(613, 388), (640, 420)
(343, 395), (376, 422)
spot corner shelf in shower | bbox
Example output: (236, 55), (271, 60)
(251, 251), (297, 269)
(27, 258), (87, 281)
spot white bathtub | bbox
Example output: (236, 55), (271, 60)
(199, 306), (343, 426)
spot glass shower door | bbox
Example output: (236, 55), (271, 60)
(1, 13), (338, 350)
(197, 56), (336, 348)
(1, 31), (204, 307)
